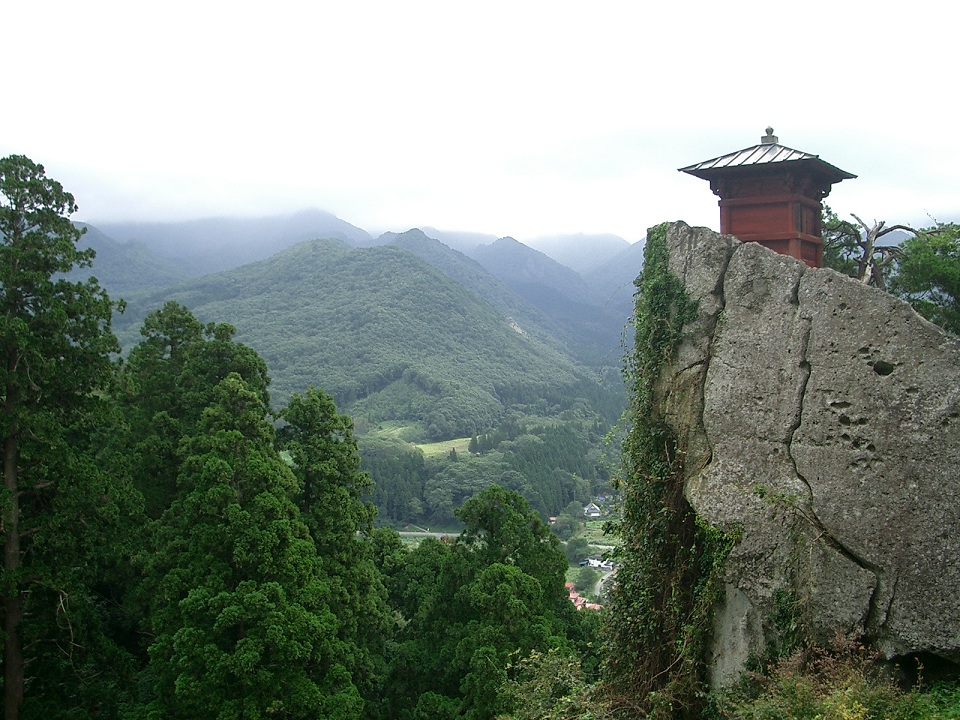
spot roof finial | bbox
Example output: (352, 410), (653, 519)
(761, 127), (778, 144)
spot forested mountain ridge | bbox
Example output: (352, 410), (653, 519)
(467, 236), (596, 304)
(113, 237), (616, 441)
(81, 210), (641, 369)
(381, 228), (598, 363)
(465, 236), (632, 366)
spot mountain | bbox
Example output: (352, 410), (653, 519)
(380, 229), (577, 352)
(465, 237), (630, 367)
(523, 233), (631, 274)
(582, 238), (647, 319)
(467, 237), (595, 303)
(78, 211), (640, 372)
(95, 208), (373, 276)
(114, 238), (611, 440)
(73, 223), (191, 296)
(416, 227), (500, 252)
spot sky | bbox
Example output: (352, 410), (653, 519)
(4, 1), (958, 244)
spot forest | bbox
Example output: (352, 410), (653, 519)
(4, 155), (960, 720)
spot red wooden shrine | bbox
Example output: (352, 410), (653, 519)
(679, 128), (855, 268)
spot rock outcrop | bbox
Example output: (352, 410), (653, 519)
(655, 222), (960, 687)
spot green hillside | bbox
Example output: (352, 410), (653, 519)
(116, 238), (614, 441)
(385, 229), (577, 355)
(466, 236), (632, 367)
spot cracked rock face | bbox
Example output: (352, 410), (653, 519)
(656, 222), (960, 687)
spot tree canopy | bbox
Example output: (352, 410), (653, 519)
(890, 223), (960, 334)
(824, 208), (960, 335)
(141, 373), (361, 720)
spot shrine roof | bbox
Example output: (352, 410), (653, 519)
(679, 128), (856, 183)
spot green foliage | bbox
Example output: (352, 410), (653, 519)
(551, 513), (581, 541)
(821, 208), (909, 289)
(278, 386), (390, 709)
(121, 301), (270, 517)
(141, 373), (361, 719)
(366, 410), (608, 528)
(456, 485), (568, 600)
(279, 386), (375, 545)
(603, 223), (735, 718)
(498, 648), (607, 720)
(822, 206), (866, 278)
(711, 641), (960, 720)
(362, 436), (429, 522)
(379, 486), (591, 720)
(890, 223), (960, 334)
(564, 536), (591, 564)
(575, 566), (600, 595)
(823, 209), (960, 335)
(1, 174), (613, 720)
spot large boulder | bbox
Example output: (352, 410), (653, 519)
(655, 222), (960, 687)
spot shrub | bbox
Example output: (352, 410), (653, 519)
(711, 638), (960, 720)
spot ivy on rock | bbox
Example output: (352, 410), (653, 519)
(603, 223), (735, 719)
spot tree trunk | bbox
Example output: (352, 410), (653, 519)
(3, 386), (22, 720)
(3, 433), (23, 720)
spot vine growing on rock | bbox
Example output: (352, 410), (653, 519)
(603, 222), (736, 719)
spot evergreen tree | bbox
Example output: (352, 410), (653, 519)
(0, 155), (131, 720)
(141, 374), (361, 719)
(122, 301), (270, 516)
(278, 387), (390, 713)
(456, 485), (569, 610)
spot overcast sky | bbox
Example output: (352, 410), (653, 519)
(4, 1), (957, 244)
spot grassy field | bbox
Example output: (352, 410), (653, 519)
(579, 520), (614, 547)
(367, 423), (473, 458)
(369, 421), (424, 443)
(414, 436), (473, 458)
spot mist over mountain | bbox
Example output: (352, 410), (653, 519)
(95, 208), (372, 276)
(80, 205), (641, 365)
(523, 232), (631, 274)
(74, 223), (190, 295)
(583, 238), (647, 316)
(82, 208), (642, 377)
(416, 227), (500, 252)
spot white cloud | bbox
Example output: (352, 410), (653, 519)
(3, 0), (957, 241)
